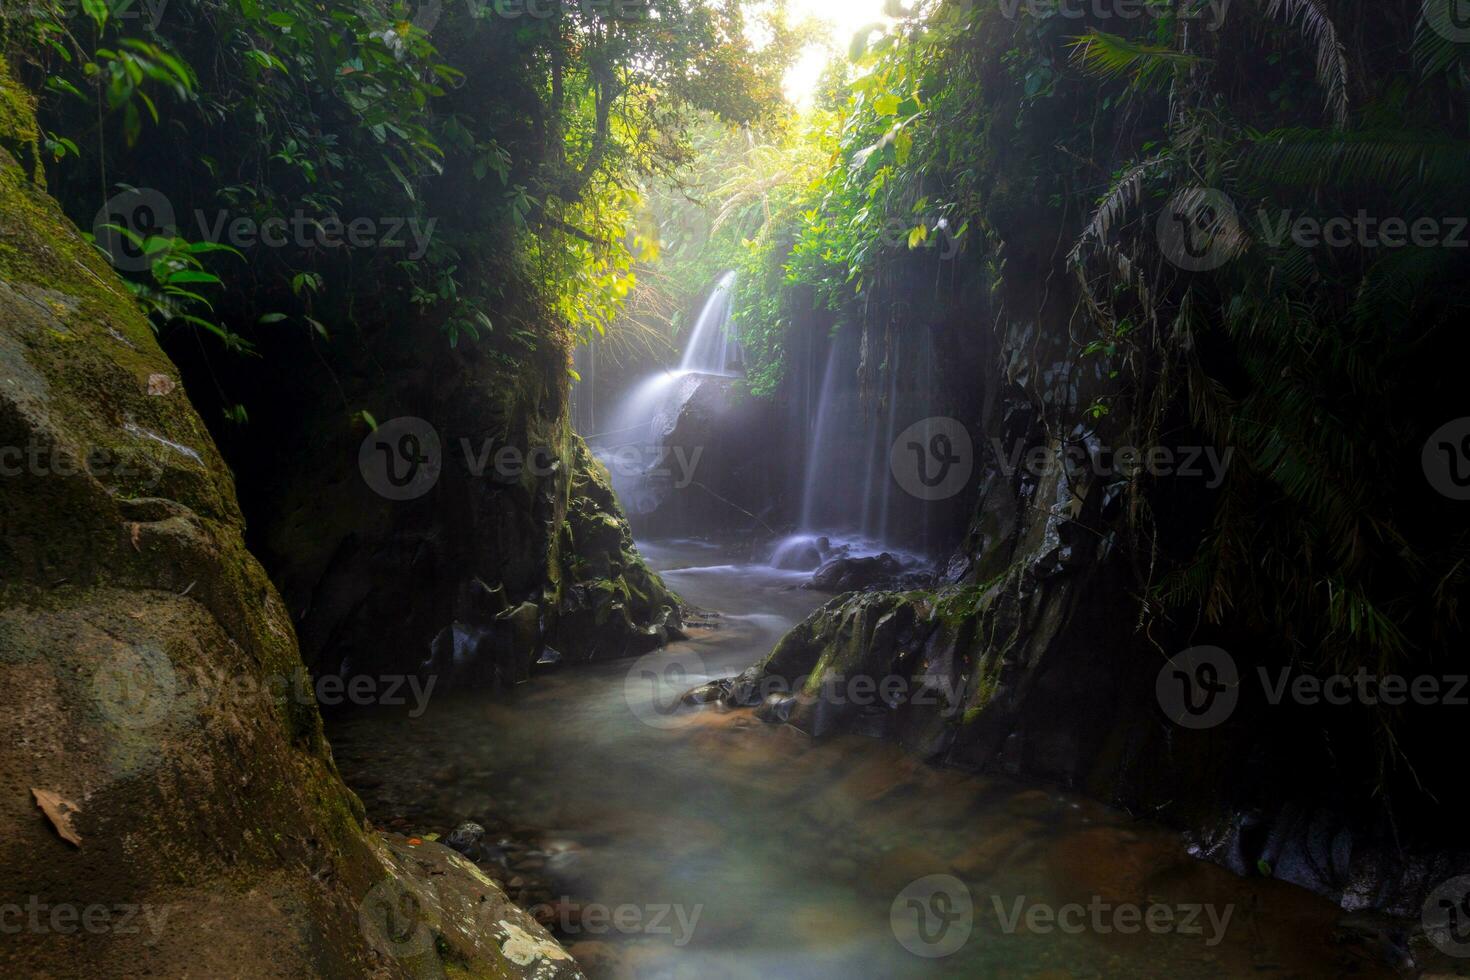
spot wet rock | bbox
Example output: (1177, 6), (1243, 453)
(807, 552), (903, 592)
(446, 821), (486, 860)
(772, 540), (823, 570)
(0, 116), (486, 978)
(375, 834), (584, 978)
(684, 678), (734, 704)
(623, 372), (782, 537)
(755, 691), (799, 724)
(498, 600), (542, 682)
(458, 576), (511, 625)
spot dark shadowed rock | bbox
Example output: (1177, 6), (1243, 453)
(445, 821), (487, 860)
(807, 552), (903, 592)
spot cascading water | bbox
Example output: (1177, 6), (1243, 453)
(770, 325), (938, 572)
(678, 271), (741, 376)
(583, 272), (741, 513)
(797, 344), (842, 531)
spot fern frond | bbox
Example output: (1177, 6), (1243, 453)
(1067, 30), (1203, 91)
(1262, 0), (1349, 128)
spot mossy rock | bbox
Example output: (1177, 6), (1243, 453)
(0, 77), (578, 978)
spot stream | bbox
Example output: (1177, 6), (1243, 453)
(329, 539), (1374, 979)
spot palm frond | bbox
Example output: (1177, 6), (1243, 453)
(1262, 0), (1349, 128)
(1067, 30), (1203, 91)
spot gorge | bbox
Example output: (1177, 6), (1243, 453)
(4, 0), (1469, 978)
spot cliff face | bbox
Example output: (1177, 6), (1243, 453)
(0, 65), (581, 979)
(718, 224), (1466, 919)
(245, 302), (683, 689)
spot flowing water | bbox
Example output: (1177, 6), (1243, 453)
(588, 272), (741, 513)
(329, 539), (1368, 980)
(677, 271), (741, 376)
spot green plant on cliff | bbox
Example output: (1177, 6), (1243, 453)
(1063, 5), (1470, 792)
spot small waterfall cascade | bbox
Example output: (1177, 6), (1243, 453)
(769, 324), (939, 571)
(584, 272), (741, 513)
(678, 271), (741, 375)
(798, 343), (842, 530)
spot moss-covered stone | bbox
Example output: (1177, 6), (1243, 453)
(0, 76), (578, 978)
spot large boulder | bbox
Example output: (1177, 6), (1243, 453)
(806, 552), (903, 592)
(0, 67), (580, 980)
(618, 373), (783, 537)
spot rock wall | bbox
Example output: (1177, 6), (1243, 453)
(721, 297), (1467, 917)
(0, 63), (581, 979)
(251, 317), (683, 687)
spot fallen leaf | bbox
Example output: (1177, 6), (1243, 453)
(32, 789), (82, 847)
(146, 373), (176, 397)
(129, 522), (142, 551)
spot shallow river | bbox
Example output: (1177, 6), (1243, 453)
(330, 539), (1379, 979)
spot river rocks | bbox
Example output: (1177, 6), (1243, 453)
(446, 820), (487, 860)
(549, 442), (685, 661)
(754, 691), (799, 724)
(770, 534), (829, 570)
(373, 834), (585, 979)
(806, 552), (903, 592)
(683, 678), (733, 704)
(732, 591), (933, 738)
(247, 275), (682, 688)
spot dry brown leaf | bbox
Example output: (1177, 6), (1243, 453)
(146, 373), (176, 397)
(129, 522), (142, 551)
(32, 788), (82, 847)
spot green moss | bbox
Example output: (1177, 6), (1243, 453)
(0, 57), (41, 184)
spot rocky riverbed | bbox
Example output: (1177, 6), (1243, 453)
(327, 539), (1452, 979)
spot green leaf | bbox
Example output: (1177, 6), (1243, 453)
(80, 0), (108, 28)
(163, 270), (223, 285)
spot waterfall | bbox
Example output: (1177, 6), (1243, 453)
(798, 343), (842, 530)
(770, 326), (928, 570)
(678, 270), (740, 375)
(586, 272), (740, 514)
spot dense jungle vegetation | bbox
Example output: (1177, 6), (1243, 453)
(635, 0), (1470, 819)
(4, 0), (1468, 934)
(7, 0), (1469, 801)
